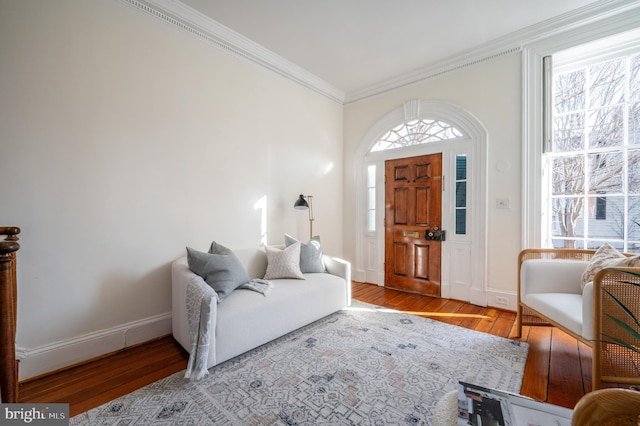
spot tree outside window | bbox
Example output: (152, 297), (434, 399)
(548, 51), (640, 252)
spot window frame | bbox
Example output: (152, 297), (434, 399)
(522, 17), (640, 250)
(548, 37), (640, 251)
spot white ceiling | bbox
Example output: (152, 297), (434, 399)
(180, 0), (603, 95)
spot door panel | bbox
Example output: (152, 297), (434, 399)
(393, 243), (408, 276)
(394, 188), (409, 225)
(414, 244), (430, 280)
(394, 165), (410, 181)
(385, 153), (442, 296)
(416, 163), (432, 180)
(415, 187), (430, 225)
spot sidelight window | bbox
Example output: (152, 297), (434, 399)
(455, 154), (468, 235)
(367, 165), (376, 232)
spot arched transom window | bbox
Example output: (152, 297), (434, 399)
(370, 118), (464, 152)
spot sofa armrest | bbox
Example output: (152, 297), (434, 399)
(520, 258), (589, 296)
(323, 255), (352, 306)
(582, 281), (594, 341)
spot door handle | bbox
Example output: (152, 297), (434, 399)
(425, 228), (446, 241)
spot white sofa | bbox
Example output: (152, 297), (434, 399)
(172, 247), (351, 370)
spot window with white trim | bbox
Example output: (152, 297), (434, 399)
(366, 164), (376, 232)
(545, 42), (640, 252)
(455, 154), (468, 235)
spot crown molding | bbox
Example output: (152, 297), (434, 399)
(119, 0), (639, 106)
(345, 0), (640, 103)
(345, 46), (522, 104)
(119, 0), (345, 103)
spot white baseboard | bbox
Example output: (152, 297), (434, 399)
(352, 268), (385, 286)
(486, 289), (517, 311)
(17, 312), (172, 381)
(440, 282), (451, 299)
(352, 268), (366, 283)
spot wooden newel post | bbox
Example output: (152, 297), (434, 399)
(0, 226), (20, 403)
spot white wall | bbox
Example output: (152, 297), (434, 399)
(0, 0), (343, 379)
(343, 53), (522, 307)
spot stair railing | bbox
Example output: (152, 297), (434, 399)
(0, 226), (20, 403)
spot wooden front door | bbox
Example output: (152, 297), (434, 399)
(385, 153), (443, 297)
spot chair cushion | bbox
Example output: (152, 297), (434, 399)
(524, 293), (583, 338)
(520, 259), (588, 295)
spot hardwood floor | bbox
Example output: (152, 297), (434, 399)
(19, 282), (594, 416)
(18, 337), (189, 417)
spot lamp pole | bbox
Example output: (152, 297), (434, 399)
(307, 195), (314, 239)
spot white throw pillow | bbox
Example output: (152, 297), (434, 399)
(581, 243), (640, 289)
(263, 243), (305, 280)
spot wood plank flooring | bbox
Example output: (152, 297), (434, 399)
(19, 282), (593, 416)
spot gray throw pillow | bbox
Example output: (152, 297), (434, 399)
(186, 243), (250, 302)
(284, 234), (325, 273)
(208, 241), (233, 256)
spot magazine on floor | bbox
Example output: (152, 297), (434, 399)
(456, 382), (573, 426)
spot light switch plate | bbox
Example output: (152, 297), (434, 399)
(496, 198), (510, 209)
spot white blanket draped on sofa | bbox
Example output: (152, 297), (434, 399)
(184, 277), (216, 380)
(184, 277), (274, 380)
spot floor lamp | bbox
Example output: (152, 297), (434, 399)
(294, 194), (314, 240)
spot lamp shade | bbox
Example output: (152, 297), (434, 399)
(294, 194), (309, 210)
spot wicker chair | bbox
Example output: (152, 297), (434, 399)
(516, 248), (640, 391)
(571, 388), (640, 425)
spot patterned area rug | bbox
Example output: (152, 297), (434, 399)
(71, 301), (528, 425)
